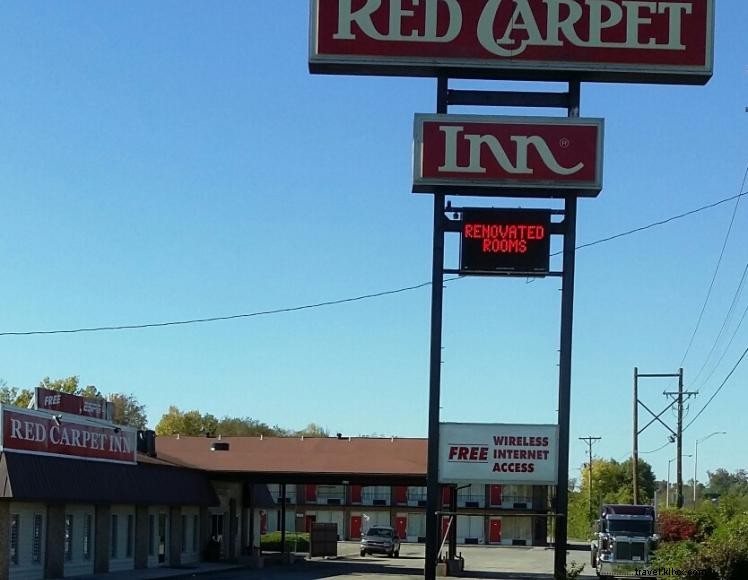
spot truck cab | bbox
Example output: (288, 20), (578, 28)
(591, 504), (657, 577)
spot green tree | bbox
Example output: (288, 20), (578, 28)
(108, 393), (148, 430)
(155, 406), (219, 436)
(0, 379), (33, 408)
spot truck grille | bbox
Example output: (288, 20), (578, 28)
(615, 541), (646, 561)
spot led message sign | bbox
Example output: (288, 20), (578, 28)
(439, 422), (559, 485)
(460, 208), (551, 275)
(414, 115), (603, 197)
(310, 0), (714, 84)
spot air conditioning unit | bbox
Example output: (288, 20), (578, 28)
(466, 501), (479, 508)
(513, 502), (528, 509)
(373, 499), (386, 506)
(327, 498), (341, 505)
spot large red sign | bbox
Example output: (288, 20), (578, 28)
(35, 387), (113, 420)
(1, 406), (136, 464)
(310, 0), (713, 84)
(414, 115), (603, 196)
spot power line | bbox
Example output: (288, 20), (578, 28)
(0, 280), (443, 336)
(685, 343), (748, 432)
(695, 299), (748, 392)
(680, 167), (748, 367)
(1, 190), (746, 338)
(692, 261), (748, 387)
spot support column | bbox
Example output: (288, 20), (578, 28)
(169, 506), (182, 567)
(45, 504), (65, 579)
(134, 506), (149, 569)
(0, 501), (10, 580)
(228, 499), (237, 559)
(94, 505), (111, 573)
(243, 484), (252, 555)
(553, 80), (581, 580)
(425, 75), (448, 580)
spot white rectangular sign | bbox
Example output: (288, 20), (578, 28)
(439, 422), (558, 485)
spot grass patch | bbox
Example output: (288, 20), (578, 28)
(260, 531), (310, 552)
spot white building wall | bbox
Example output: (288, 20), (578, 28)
(181, 508), (201, 565)
(361, 486), (390, 506)
(456, 515), (485, 544)
(109, 505), (135, 573)
(405, 512), (425, 543)
(310, 510), (344, 539)
(147, 506), (169, 568)
(8, 503), (46, 580)
(63, 505), (95, 577)
(501, 516), (532, 545)
(361, 510), (390, 531)
(265, 509), (295, 534)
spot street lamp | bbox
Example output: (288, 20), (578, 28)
(667, 454), (692, 508)
(693, 432), (727, 504)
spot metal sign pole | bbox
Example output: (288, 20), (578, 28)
(425, 76), (448, 580)
(553, 80), (581, 580)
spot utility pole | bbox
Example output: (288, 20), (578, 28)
(663, 369), (697, 509)
(579, 436), (601, 519)
(633, 368), (639, 504)
(633, 368), (696, 507)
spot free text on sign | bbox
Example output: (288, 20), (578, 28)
(310, 0), (714, 84)
(439, 423), (559, 484)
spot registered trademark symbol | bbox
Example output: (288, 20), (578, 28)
(559, 137), (570, 148)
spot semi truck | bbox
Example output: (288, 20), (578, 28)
(590, 504), (658, 577)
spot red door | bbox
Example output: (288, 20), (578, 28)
(305, 515), (316, 532)
(351, 485), (362, 504)
(394, 486), (407, 505)
(490, 485), (503, 506)
(350, 516), (362, 539)
(490, 519), (502, 544)
(260, 511), (268, 534)
(441, 486), (451, 506)
(306, 484), (317, 503)
(395, 516), (407, 539)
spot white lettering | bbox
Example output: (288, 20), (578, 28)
(659, 2), (692, 49)
(477, 0), (694, 55)
(49, 425), (61, 445)
(10, 418), (22, 439)
(437, 125), (584, 176)
(623, 1), (658, 47)
(586, 0), (623, 46)
(544, 0), (584, 47)
(334, 0), (461, 43)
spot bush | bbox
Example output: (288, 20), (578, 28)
(658, 510), (698, 542)
(260, 531), (310, 552)
(651, 540), (701, 574)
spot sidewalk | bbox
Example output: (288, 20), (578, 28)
(76, 562), (247, 580)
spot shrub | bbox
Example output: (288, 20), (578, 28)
(651, 540), (701, 573)
(658, 510), (698, 542)
(260, 531), (310, 552)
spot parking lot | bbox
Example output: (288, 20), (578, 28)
(200, 543), (598, 579)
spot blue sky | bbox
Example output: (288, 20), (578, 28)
(0, 2), (746, 486)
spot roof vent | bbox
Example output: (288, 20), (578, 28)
(211, 442), (230, 452)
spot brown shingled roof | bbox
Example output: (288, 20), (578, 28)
(156, 436), (427, 483)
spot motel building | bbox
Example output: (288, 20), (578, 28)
(1, 398), (554, 579)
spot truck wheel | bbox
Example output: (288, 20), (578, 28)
(394, 549), (400, 558)
(590, 546), (597, 568)
(360, 549), (366, 557)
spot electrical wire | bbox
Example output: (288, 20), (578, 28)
(680, 167), (748, 367)
(0, 280), (445, 336)
(695, 299), (748, 391)
(1, 190), (747, 338)
(692, 261), (748, 387)
(684, 343), (748, 432)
